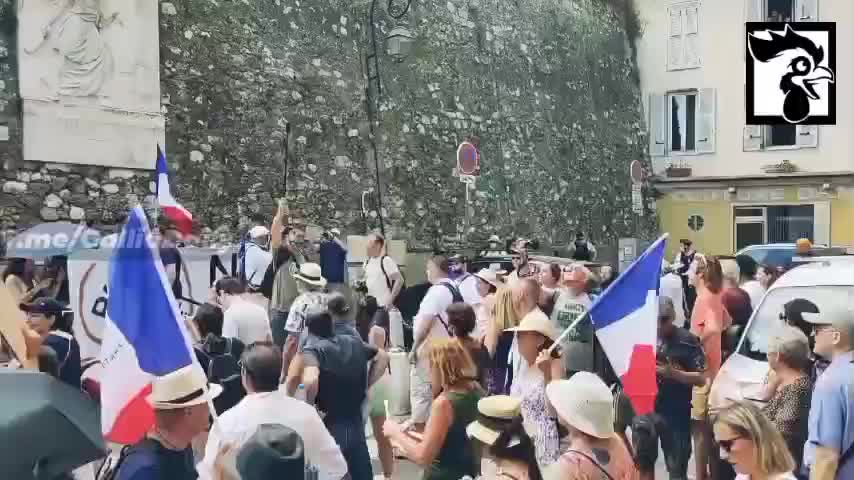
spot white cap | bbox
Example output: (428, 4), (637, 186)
(249, 226), (270, 238)
(330, 228), (341, 237)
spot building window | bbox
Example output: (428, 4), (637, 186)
(766, 125), (797, 148)
(766, 0), (793, 21)
(650, 88), (716, 157)
(667, 2), (700, 71)
(688, 214), (705, 232)
(743, 124), (818, 151)
(669, 92), (697, 153)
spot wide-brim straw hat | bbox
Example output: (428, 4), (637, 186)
(294, 262), (327, 287)
(474, 268), (500, 289)
(546, 372), (615, 439)
(148, 364), (222, 409)
(466, 395), (522, 446)
(505, 309), (558, 341)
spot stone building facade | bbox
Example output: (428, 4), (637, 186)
(0, 0), (656, 250)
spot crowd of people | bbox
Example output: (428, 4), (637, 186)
(2, 200), (854, 480)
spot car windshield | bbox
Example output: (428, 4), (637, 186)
(749, 248), (796, 268)
(739, 285), (854, 360)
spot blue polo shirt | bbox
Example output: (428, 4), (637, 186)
(803, 351), (854, 478)
(319, 240), (347, 283)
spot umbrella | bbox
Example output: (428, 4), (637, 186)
(0, 370), (107, 479)
(5, 223), (101, 260)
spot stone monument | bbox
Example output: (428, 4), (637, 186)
(17, 0), (163, 169)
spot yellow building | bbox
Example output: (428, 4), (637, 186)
(634, 0), (854, 258)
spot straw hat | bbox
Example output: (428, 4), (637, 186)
(545, 372), (615, 439)
(148, 364), (222, 409)
(473, 268), (500, 289)
(294, 263), (327, 287)
(505, 309), (558, 341)
(466, 395), (522, 446)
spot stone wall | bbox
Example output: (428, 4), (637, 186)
(1, 0), (657, 250)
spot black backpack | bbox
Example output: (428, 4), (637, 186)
(96, 438), (159, 480)
(198, 338), (246, 414)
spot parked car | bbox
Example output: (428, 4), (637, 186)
(735, 242), (844, 269)
(709, 257), (854, 413)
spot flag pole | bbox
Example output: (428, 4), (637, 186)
(546, 233), (670, 356)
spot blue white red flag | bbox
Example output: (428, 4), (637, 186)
(589, 235), (668, 416)
(156, 146), (193, 235)
(99, 206), (196, 443)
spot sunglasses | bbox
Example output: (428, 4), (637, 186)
(812, 324), (835, 337)
(718, 436), (743, 453)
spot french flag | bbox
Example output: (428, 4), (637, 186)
(156, 147), (194, 236)
(99, 206), (196, 444)
(589, 235), (668, 416)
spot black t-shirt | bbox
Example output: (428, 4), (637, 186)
(116, 438), (197, 480)
(304, 335), (378, 419)
(159, 246), (183, 299)
(655, 328), (706, 429)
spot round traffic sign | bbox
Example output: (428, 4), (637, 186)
(457, 142), (480, 176)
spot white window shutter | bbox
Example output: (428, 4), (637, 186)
(743, 125), (762, 151)
(796, 125), (819, 148)
(649, 94), (667, 157)
(683, 5), (700, 68)
(795, 0), (818, 21)
(668, 7), (684, 70)
(746, 0), (764, 21)
(696, 88), (716, 154)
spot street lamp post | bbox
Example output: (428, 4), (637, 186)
(364, 0), (413, 237)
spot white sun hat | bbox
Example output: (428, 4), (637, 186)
(474, 268), (500, 289)
(294, 262), (327, 287)
(148, 364), (222, 410)
(545, 372), (615, 439)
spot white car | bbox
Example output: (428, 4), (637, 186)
(709, 257), (854, 413)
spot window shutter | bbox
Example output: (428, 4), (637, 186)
(696, 88), (716, 154)
(683, 5), (700, 68)
(649, 94), (667, 157)
(745, 0), (764, 21)
(795, 0), (818, 21)
(667, 7), (684, 70)
(743, 125), (762, 151)
(796, 125), (818, 148)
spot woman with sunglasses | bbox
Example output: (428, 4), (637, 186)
(714, 401), (798, 479)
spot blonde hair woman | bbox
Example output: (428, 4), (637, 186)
(484, 287), (521, 394)
(713, 401), (797, 480)
(383, 338), (482, 480)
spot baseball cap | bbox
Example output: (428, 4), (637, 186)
(802, 304), (854, 328)
(249, 226), (270, 238)
(19, 297), (66, 315)
(237, 424), (305, 480)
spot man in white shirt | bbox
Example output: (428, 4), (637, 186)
(449, 254), (481, 306)
(408, 255), (460, 431)
(243, 225), (273, 292)
(660, 261), (687, 328)
(363, 233), (403, 308)
(215, 277), (272, 345)
(198, 343), (348, 480)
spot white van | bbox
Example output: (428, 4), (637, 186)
(709, 258), (854, 413)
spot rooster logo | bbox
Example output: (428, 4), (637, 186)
(748, 24), (835, 123)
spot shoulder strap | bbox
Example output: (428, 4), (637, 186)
(380, 255), (392, 290)
(564, 449), (616, 480)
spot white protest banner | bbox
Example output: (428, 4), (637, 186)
(68, 247), (238, 362)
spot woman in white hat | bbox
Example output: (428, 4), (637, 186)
(282, 263), (327, 369)
(467, 395), (543, 480)
(505, 312), (564, 468)
(544, 372), (639, 480)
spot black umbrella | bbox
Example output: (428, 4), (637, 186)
(0, 370), (106, 479)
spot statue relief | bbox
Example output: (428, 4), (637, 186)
(24, 0), (121, 98)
